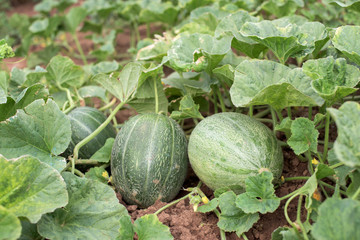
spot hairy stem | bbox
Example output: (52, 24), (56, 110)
(322, 112), (331, 161)
(72, 33), (87, 65)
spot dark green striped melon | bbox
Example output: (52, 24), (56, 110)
(66, 107), (116, 159)
(111, 113), (188, 208)
(188, 112), (283, 191)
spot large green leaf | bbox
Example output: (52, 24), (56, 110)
(119, 215), (134, 240)
(287, 118), (319, 155)
(229, 60), (324, 111)
(217, 191), (259, 236)
(312, 198), (360, 240)
(332, 25), (360, 66)
(0, 84), (48, 121)
(0, 205), (21, 240)
(134, 214), (173, 240)
(65, 7), (88, 33)
(328, 0), (360, 11)
(261, 0), (304, 17)
(46, 55), (85, 88)
(327, 101), (360, 167)
(303, 56), (360, 104)
(240, 17), (328, 63)
(0, 99), (71, 171)
(37, 172), (128, 240)
(0, 156), (68, 223)
(139, 2), (178, 25)
(235, 171), (280, 214)
(78, 85), (107, 102)
(94, 62), (144, 102)
(167, 33), (232, 73)
(214, 11), (265, 58)
(162, 72), (216, 96)
(177, 13), (219, 35)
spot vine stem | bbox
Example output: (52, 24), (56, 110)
(154, 193), (192, 215)
(72, 101), (126, 173)
(284, 194), (302, 237)
(270, 107), (277, 133)
(154, 78), (159, 113)
(253, 107), (270, 118)
(329, 162), (344, 169)
(99, 98), (116, 111)
(73, 168), (85, 177)
(322, 112), (331, 161)
(72, 33), (87, 65)
(249, 105), (253, 117)
(296, 195), (309, 240)
(352, 187), (360, 200)
(242, 233), (248, 240)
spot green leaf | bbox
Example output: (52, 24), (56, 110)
(346, 170), (360, 200)
(18, 218), (42, 240)
(0, 84), (49, 121)
(170, 95), (203, 120)
(235, 171), (280, 214)
(29, 19), (48, 33)
(197, 198), (219, 213)
(0, 39), (14, 60)
(119, 215), (134, 240)
(217, 191), (259, 235)
(229, 60), (324, 111)
(271, 227), (303, 240)
(91, 60), (119, 74)
(46, 55), (85, 88)
(303, 56), (360, 104)
(327, 101), (360, 167)
(179, 0), (214, 11)
(287, 117), (319, 155)
(85, 167), (109, 184)
(0, 156), (68, 223)
(162, 72), (216, 96)
(94, 62), (143, 102)
(129, 76), (168, 114)
(177, 13), (219, 35)
(275, 117), (293, 136)
(214, 11), (265, 58)
(213, 64), (235, 86)
(38, 172), (128, 240)
(328, 149), (353, 186)
(261, 0), (304, 17)
(167, 33), (231, 73)
(316, 163), (336, 180)
(139, 2), (178, 25)
(134, 214), (173, 240)
(0, 99), (71, 171)
(332, 25), (360, 66)
(0, 205), (21, 240)
(240, 18), (327, 63)
(90, 137), (114, 163)
(312, 198), (360, 240)
(136, 36), (171, 61)
(328, 0), (360, 11)
(65, 7), (87, 33)
(78, 85), (107, 102)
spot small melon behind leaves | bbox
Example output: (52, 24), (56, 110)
(111, 113), (188, 208)
(188, 112), (283, 191)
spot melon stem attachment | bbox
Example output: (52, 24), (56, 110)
(72, 101), (126, 174)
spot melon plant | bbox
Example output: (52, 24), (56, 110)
(65, 107), (116, 159)
(111, 113), (188, 208)
(188, 112), (284, 191)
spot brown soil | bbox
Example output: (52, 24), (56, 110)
(5, 3), (338, 240)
